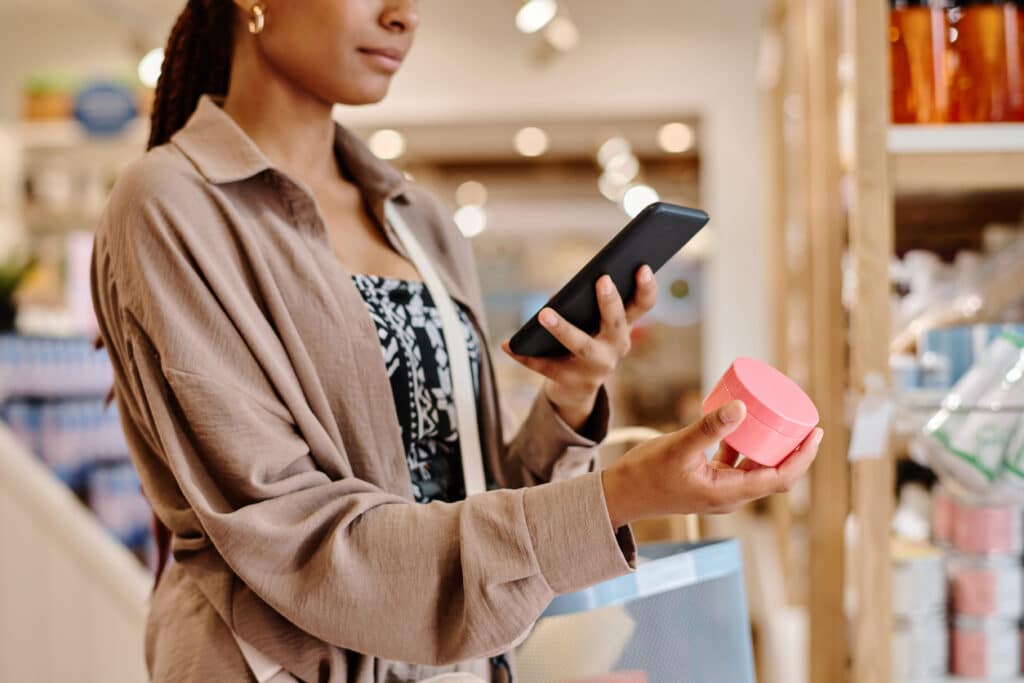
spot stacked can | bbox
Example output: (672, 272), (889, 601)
(892, 539), (948, 680)
(935, 486), (1024, 679)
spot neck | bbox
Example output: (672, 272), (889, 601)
(222, 33), (338, 184)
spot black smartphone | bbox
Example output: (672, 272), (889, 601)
(509, 202), (709, 358)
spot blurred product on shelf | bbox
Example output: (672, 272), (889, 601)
(918, 331), (1024, 498)
(891, 540), (950, 678)
(890, 226), (1024, 354)
(20, 73), (152, 126)
(892, 539), (948, 617)
(932, 483), (956, 545)
(1, 398), (127, 488)
(21, 75), (75, 122)
(0, 333), (151, 564)
(949, 552), (1024, 617)
(890, 0), (954, 124)
(892, 613), (949, 680)
(952, 498), (1024, 553)
(951, 0), (1024, 123)
(0, 334), (113, 401)
(951, 615), (1022, 677)
(891, 0), (1024, 124)
(87, 460), (153, 553)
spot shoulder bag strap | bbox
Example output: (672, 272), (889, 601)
(385, 200), (487, 496)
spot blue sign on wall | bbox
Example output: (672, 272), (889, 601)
(73, 82), (138, 136)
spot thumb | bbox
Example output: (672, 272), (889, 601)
(673, 400), (747, 458)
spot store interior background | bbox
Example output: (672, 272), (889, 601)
(7, 0), (1024, 682)
(2, 1), (791, 681)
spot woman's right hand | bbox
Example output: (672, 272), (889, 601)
(602, 400), (823, 527)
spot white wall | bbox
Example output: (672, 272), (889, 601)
(0, 0), (769, 388)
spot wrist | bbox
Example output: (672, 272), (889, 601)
(545, 382), (598, 432)
(601, 463), (641, 528)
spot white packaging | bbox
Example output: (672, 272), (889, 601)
(892, 615), (948, 680)
(892, 540), (946, 618)
(924, 333), (1024, 495)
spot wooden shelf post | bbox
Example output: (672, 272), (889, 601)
(803, 0), (851, 681)
(848, 1), (895, 682)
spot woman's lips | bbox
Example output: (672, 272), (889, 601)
(358, 47), (403, 72)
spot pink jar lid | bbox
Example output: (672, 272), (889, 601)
(722, 358), (819, 439)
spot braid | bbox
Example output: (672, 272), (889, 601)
(147, 0), (236, 150)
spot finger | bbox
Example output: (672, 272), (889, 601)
(537, 308), (605, 363)
(712, 442), (742, 468)
(596, 276), (629, 351)
(711, 428), (823, 502)
(500, 339), (560, 379)
(625, 265), (658, 325)
(670, 401), (747, 459)
(774, 428), (823, 482)
(737, 457), (763, 471)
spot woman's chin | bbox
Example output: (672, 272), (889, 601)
(333, 81), (393, 107)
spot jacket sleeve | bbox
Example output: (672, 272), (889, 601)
(92, 174), (635, 667)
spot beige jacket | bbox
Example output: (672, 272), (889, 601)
(91, 96), (635, 683)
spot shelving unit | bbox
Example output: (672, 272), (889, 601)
(890, 124), (1024, 193)
(769, 1), (1024, 682)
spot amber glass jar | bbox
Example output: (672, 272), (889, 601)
(891, 0), (953, 123)
(950, 0), (1024, 121)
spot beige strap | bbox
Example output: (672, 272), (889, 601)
(231, 631), (295, 683)
(385, 200), (487, 496)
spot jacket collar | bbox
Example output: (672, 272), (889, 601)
(171, 95), (407, 202)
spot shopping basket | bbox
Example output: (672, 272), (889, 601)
(515, 539), (756, 683)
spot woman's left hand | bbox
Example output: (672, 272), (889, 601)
(501, 265), (658, 431)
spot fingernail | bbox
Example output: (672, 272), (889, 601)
(812, 429), (824, 447)
(540, 310), (558, 328)
(599, 278), (614, 298)
(719, 401), (745, 424)
(640, 266), (654, 284)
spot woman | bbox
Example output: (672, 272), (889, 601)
(91, 1), (822, 681)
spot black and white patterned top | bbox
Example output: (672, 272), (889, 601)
(351, 274), (482, 504)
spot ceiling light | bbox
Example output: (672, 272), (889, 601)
(544, 16), (579, 51)
(597, 137), (631, 168)
(454, 205), (487, 237)
(138, 47), (164, 89)
(515, 126), (549, 157)
(603, 153), (639, 184)
(598, 174), (627, 202)
(516, 0), (558, 34)
(369, 129), (406, 160)
(657, 122), (695, 153)
(455, 180), (488, 207)
(622, 185), (660, 218)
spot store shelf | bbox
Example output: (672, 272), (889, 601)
(12, 118), (147, 151)
(23, 205), (102, 234)
(890, 124), (1024, 194)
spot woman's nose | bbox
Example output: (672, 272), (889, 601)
(380, 0), (420, 33)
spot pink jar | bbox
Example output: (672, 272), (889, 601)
(951, 616), (1021, 678)
(950, 553), (1023, 619)
(952, 502), (1024, 555)
(702, 358), (819, 467)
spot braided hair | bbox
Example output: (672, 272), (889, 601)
(147, 0), (237, 150)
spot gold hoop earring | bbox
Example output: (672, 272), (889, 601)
(248, 2), (266, 35)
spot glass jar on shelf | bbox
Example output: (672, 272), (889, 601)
(891, 0), (955, 124)
(950, 0), (1024, 122)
